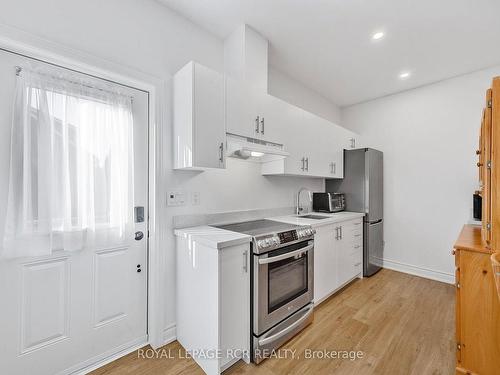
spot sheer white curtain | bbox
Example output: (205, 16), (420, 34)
(1, 66), (134, 259)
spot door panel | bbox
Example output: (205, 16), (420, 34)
(366, 149), (383, 222)
(21, 257), (70, 353)
(0, 50), (148, 375)
(364, 221), (383, 276)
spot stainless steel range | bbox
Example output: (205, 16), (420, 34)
(215, 219), (315, 363)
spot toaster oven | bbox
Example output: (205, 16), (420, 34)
(312, 192), (345, 213)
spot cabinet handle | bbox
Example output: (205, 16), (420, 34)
(340, 226), (343, 239)
(476, 149), (481, 155)
(255, 116), (260, 133)
(335, 227), (339, 240)
(219, 142), (224, 163)
(330, 162), (333, 174)
(350, 138), (356, 149)
(243, 250), (248, 273)
(305, 157), (309, 171)
(354, 262), (362, 267)
(477, 162), (483, 167)
(260, 117), (265, 134)
(301, 157), (305, 171)
(333, 162), (336, 174)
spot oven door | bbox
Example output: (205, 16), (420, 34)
(253, 240), (314, 335)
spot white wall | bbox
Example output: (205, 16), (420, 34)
(0, 0), (330, 342)
(341, 66), (500, 283)
(268, 65), (342, 124)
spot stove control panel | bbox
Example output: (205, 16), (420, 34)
(254, 227), (315, 252)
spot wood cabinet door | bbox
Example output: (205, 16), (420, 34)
(459, 251), (500, 374)
(483, 89), (492, 245)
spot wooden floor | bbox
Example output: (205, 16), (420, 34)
(91, 269), (455, 375)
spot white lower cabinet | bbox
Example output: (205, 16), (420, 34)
(314, 218), (363, 305)
(176, 238), (250, 375)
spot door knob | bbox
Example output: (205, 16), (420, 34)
(135, 231), (144, 241)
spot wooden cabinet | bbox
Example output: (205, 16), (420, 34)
(453, 225), (500, 375)
(176, 236), (250, 375)
(314, 217), (363, 305)
(173, 62), (225, 170)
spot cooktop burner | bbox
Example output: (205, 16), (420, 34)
(215, 219), (314, 254)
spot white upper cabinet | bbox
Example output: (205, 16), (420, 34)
(173, 62), (225, 170)
(225, 77), (262, 139)
(225, 77), (284, 144)
(262, 108), (357, 178)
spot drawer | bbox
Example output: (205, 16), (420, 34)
(350, 252), (363, 272)
(350, 243), (362, 255)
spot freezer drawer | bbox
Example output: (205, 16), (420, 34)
(364, 220), (383, 276)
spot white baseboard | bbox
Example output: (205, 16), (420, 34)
(162, 323), (177, 346)
(376, 257), (455, 284)
(59, 336), (148, 375)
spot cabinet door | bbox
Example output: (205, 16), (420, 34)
(219, 244), (251, 367)
(259, 94), (289, 144)
(483, 89), (492, 245)
(193, 63), (225, 169)
(282, 106), (310, 176)
(459, 250), (500, 374)
(225, 77), (261, 139)
(313, 225), (337, 304)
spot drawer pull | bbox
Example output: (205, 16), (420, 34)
(354, 245), (361, 249)
(354, 262), (362, 266)
(354, 234), (362, 237)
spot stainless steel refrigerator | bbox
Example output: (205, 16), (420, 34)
(326, 148), (383, 276)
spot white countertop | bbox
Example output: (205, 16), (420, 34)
(269, 211), (365, 228)
(174, 225), (251, 249)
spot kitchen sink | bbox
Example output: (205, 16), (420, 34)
(296, 214), (330, 220)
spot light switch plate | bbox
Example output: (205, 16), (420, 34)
(167, 190), (186, 206)
(191, 192), (200, 206)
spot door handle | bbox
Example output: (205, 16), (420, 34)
(135, 231), (144, 241)
(243, 250), (248, 273)
(260, 117), (265, 134)
(219, 142), (224, 163)
(255, 116), (260, 133)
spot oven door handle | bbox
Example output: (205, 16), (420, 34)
(258, 304), (314, 346)
(257, 244), (313, 265)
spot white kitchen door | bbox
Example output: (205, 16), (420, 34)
(0, 50), (149, 375)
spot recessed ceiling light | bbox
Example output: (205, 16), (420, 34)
(372, 32), (385, 40)
(399, 71), (411, 80)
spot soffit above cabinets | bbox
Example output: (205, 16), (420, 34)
(159, 0), (500, 106)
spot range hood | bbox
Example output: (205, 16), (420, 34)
(226, 133), (290, 162)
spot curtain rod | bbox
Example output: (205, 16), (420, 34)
(15, 65), (134, 102)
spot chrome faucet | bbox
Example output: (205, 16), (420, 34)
(296, 187), (312, 215)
